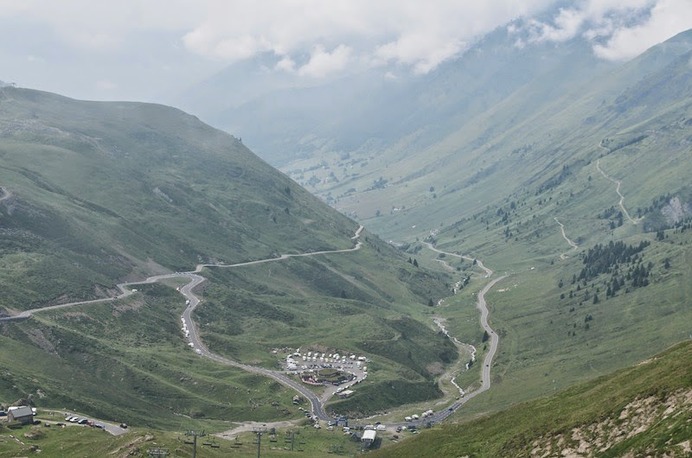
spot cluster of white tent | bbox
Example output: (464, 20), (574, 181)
(291, 350), (368, 364)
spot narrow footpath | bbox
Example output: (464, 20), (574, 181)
(596, 159), (638, 225)
(554, 217), (578, 259)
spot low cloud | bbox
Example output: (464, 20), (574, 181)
(521, 0), (692, 61)
(2, 0), (690, 96)
(180, 0), (556, 75)
(297, 45), (353, 78)
(593, 0), (692, 60)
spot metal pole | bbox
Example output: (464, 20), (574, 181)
(186, 430), (205, 458)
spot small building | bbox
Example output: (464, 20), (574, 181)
(361, 429), (377, 447)
(7, 406), (34, 424)
(338, 389), (354, 398)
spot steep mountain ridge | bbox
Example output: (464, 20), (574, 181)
(0, 86), (359, 309)
(355, 29), (692, 238)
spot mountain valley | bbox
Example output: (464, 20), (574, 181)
(0, 14), (690, 458)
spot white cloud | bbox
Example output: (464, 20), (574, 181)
(0, 0), (203, 50)
(275, 56), (296, 73)
(593, 0), (692, 60)
(374, 33), (466, 74)
(521, 0), (692, 61)
(179, 0), (557, 75)
(297, 44), (353, 78)
(2, 0), (690, 103)
(526, 7), (588, 42)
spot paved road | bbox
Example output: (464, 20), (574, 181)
(347, 243), (505, 430)
(390, 243), (507, 427)
(0, 225), (364, 422)
(1, 225), (504, 426)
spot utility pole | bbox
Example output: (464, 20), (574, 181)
(185, 430), (206, 458)
(253, 427), (267, 458)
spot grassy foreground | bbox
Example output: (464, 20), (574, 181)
(0, 421), (364, 458)
(373, 340), (692, 457)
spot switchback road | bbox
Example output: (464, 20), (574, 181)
(1, 224), (501, 426)
(0, 226), (364, 421)
(414, 242), (506, 425)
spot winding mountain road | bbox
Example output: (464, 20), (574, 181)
(416, 242), (506, 424)
(0, 226), (364, 421)
(1, 223), (501, 425)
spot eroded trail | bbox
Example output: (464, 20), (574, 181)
(433, 317), (475, 397)
(596, 159), (638, 225)
(554, 217), (579, 259)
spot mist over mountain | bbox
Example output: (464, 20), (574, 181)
(0, 3), (690, 455)
(174, 18), (680, 170)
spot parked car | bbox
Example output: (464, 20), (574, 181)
(119, 423), (128, 429)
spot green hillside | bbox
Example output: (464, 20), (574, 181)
(0, 87), (459, 428)
(374, 340), (692, 458)
(0, 87), (362, 310)
(260, 31), (692, 417)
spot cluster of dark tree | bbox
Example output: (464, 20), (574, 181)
(537, 164), (571, 194)
(578, 240), (650, 283)
(598, 206), (624, 228)
(639, 193), (673, 217)
(407, 257), (419, 267)
(599, 206), (619, 219)
(604, 260), (653, 297)
(366, 176), (388, 191)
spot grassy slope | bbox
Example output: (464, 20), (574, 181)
(5, 342), (685, 458)
(0, 86), (357, 311)
(373, 340), (692, 458)
(0, 419), (366, 458)
(0, 87), (460, 427)
(299, 32), (692, 416)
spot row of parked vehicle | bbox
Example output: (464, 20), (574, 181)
(64, 415), (105, 429)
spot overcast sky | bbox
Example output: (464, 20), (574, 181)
(1, 0), (691, 105)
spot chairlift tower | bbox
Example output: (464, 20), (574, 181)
(185, 430), (206, 458)
(252, 427), (267, 458)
